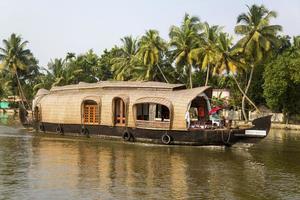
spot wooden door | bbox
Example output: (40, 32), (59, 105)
(114, 98), (126, 126)
(83, 104), (99, 124)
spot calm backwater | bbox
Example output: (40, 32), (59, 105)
(0, 113), (300, 200)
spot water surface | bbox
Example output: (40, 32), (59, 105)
(0, 113), (300, 200)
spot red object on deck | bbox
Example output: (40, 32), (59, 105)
(209, 106), (222, 115)
(198, 107), (205, 117)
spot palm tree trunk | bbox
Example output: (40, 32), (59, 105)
(156, 64), (169, 83)
(189, 64), (193, 89)
(205, 64), (210, 86)
(231, 75), (260, 112)
(15, 71), (27, 109)
(242, 66), (255, 122)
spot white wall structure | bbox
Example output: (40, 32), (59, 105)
(249, 111), (284, 123)
(212, 89), (230, 99)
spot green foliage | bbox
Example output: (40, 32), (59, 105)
(247, 63), (265, 105)
(111, 36), (140, 80)
(263, 41), (300, 116)
(0, 4), (299, 124)
(136, 29), (169, 82)
(169, 13), (202, 88)
(0, 72), (12, 99)
(234, 4), (282, 62)
(0, 33), (36, 103)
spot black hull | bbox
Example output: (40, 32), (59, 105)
(35, 116), (272, 146)
(19, 102), (272, 147)
(38, 123), (239, 146)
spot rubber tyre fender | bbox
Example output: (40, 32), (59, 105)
(39, 124), (45, 132)
(122, 131), (132, 141)
(80, 128), (89, 135)
(161, 134), (171, 145)
(56, 125), (64, 134)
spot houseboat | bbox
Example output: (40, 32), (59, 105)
(20, 81), (272, 146)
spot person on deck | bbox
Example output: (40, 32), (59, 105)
(227, 107), (234, 128)
(197, 106), (205, 122)
(185, 111), (190, 128)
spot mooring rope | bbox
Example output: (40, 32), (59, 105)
(221, 129), (232, 145)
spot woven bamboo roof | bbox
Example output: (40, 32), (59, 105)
(36, 88), (50, 96)
(37, 81), (212, 130)
(134, 97), (173, 110)
(173, 86), (212, 99)
(50, 81), (185, 92)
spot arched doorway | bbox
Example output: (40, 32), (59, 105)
(113, 97), (126, 126)
(187, 95), (212, 129)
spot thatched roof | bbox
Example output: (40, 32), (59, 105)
(36, 88), (50, 97)
(50, 81), (185, 92)
(173, 86), (212, 100)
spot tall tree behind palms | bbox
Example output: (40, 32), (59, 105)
(69, 50), (98, 83)
(169, 14), (202, 88)
(137, 29), (169, 82)
(0, 33), (34, 108)
(234, 4), (282, 121)
(111, 36), (140, 80)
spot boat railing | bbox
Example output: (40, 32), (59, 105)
(136, 120), (170, 129)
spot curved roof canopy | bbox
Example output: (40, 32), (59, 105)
(81, 95), (101, 104)
(36, 88), (49, 97)
(51, 81), (185, 92)
(134, 97), (173, 111)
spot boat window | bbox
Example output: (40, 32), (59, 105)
(136, 103), (149, 120)
(135, 103), (171, 129)
(83, 100), (99, 125)
(136, 103), (170, 122)
(136, 103), (169, 121)
(155, 104), (170, 121)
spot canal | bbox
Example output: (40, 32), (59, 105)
(0, 113), (300, 200)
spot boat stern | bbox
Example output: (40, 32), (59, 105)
(232, 115), (272, 144)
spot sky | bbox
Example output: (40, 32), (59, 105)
(1, 0), (300, 67)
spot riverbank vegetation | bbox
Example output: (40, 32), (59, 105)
(0, 4), (299, 123)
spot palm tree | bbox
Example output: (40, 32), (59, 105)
(214, 32), (260, 117)
(234, 4), (282, 121)
(137, 29), (169, 82)
(169, 14), (202, 88)
(111, 36), (140, 80)
(65, 52), (76, 61)
(33, 72), (52, 92)
(47, 58), (65, 86)
(47, 58), (82, 86)
(190, 22), (220, 86)
(0, 33), (34, 108)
